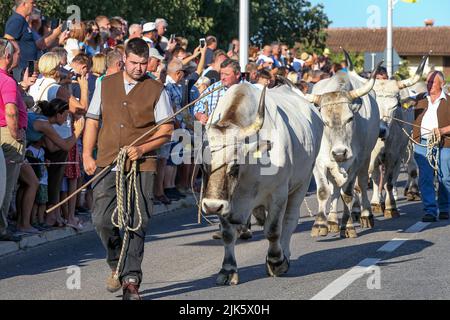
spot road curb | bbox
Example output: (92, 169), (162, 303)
(0, 195), (197, 258)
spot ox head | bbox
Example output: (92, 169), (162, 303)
(201, 84), (267, 219)
(305, 61), (382, 163)
(343, 49), (429, 140)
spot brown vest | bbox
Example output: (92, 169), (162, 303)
(413, 94), (450, 148)
(96, 72), (164, 171)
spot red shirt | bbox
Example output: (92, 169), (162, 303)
(0, 68), (27, 129)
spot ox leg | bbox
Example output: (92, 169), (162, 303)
(384, 161), (400, 219)
(351, 179), (362, 222)
(406, 158), (421, 201)
(370, 164), (384, 216)
(216, 218), (240, 286)
(327, 185), (340, 234)
(280, 183), (308, 262)
(311, 166), (330, 237)
(358, 162), (375, 229)
(340, 185), (357, 238)
(265, 195), (289, 277)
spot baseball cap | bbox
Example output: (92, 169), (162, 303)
(149, 48), (164, 61)
(142, 22), (157, 33)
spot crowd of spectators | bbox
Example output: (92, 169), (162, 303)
(0, 0), (346, 241)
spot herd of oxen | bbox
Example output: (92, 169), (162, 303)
(201, 50), (429, 285)
(0, 50), (430, 286)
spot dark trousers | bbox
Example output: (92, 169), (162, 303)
(92, 168), (154, 284)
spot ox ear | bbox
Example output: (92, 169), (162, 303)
(239, 86), (266, 139)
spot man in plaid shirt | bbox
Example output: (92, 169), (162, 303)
(193, 59), (242, 125)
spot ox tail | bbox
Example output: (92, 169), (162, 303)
(252, 206), (266, 226)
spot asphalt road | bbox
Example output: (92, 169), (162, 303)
(0, 174), (449, 300)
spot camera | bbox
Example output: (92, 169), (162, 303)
(199, 38), (206, 48)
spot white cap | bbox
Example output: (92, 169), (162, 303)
(142, 22), (157, 33)
(149, 48), (164, 61)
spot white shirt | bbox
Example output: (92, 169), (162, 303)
(159, 36), (169, 51)
(421, 90), (448, 138)
(64, 38), (82, 64)
(257, 54), (274, 64)
(142, 36), (154, 48)
(29, 77), (60, 103)
(26, 145), (48, 185)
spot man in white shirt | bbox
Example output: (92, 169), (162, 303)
(413, 71), (450, 222)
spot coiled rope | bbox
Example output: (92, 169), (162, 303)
(110, 149), (144, 280)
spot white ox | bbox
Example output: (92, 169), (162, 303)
(0, 148), (5, 209)
(201, 83), (323, 285)
(306, 61), (382, 238)
(344, 51), (428, 218)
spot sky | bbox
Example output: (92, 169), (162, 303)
(309, 0), (450, 28)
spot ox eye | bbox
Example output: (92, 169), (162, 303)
(346, 117), (354, 124)
(228, 163), (240, 178)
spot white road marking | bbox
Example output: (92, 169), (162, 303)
(310, 258), (381, 300)
(404, 221), (430, 233)
(377, 238), (408, 253)
(311, 219), (431, 300)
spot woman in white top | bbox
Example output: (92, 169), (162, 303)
(64, 22), (86, 64)
(28, 52), (88, 227)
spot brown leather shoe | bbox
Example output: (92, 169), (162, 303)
(106, 272), (122, 293)
(122, 280), (141, 300)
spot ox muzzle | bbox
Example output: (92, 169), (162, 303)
(202, 198), (231, 216)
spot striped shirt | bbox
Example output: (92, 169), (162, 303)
(193, 81), (227, 116)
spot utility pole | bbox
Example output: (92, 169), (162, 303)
(387, 0), (394, 78)
(239, 0), (249, 72)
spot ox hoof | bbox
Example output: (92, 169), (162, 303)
(341, 227), (358, 238)
(406, 192), (421, 202)
(371, 204), (384, 216)
(266, 256), (290, 277)
(328, 221), (340, 234)
(311, 223), (328, 237)
(216, 269), (239, 286)
(384, 209), (400, 219)
(360, 215), (375, 229)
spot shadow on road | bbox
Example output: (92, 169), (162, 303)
(138, 238), (433, 300)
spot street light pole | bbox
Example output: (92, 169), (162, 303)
(387, 0), (394, 78)
(239, 0), (249, 72)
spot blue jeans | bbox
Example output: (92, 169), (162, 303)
(414, 141), (450, 217)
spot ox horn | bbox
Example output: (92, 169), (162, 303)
(239, 86), (266, 138)
(348, 60), (384, 100)
(397, 52), (430, 89)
